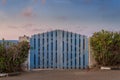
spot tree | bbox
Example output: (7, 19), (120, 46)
(90, 30), (120, 66)
(0, 40), (29, 73)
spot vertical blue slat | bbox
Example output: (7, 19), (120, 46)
(40, 34), (43, 68)
(44, 33), (47, 68)
(72, 34), (75, 69)
(57, 30), (59, 68)
(39, 34), (42, 68)
(85, 37), (88, 68)
(33, 35), (36, 68)
(35, 35), (38, 68)
(59, 30), (63, 69)
(48, 32), (52, 68)
(64, 31), (67, 69)
(53, 31), (56, 68)
(68, 32), (71, 69)
(80, 36), (83, 69)
(76, 34), (79, 69)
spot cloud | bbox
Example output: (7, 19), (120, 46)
(21, 7), (35, 18)
(32, 28), (43, 32)
(33, 0), (46, 4)
(41, 0), (46, 4)
(0, 11), (8, 21)
(8, 26), (19, 29)
(2, 0), (6, 5)
(7, 23), (35, 30)
(56, 16), (68, 21)
(32, 28), (54, 33)
(23, 23), (34, 28)
(34, 0), (38, 3)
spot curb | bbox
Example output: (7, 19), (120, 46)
(0, 72), (21, 77)
(0, 73), (8, 77)
(101, 67), (120, 70)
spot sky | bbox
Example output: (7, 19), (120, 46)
(0, 0), (120, 40)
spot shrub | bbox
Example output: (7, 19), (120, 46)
(0, 40), (29, 73)
(90, 30), (120, 66)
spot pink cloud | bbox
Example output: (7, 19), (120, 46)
(21, 7), (35, 18)
(2, 0), (6, 5)
(33, 0), (46, 4)
(34, 0), (38, 3)
(41, 0), (46, 4)
(56, 16), (68, 21)
(22, 23), (35, 28)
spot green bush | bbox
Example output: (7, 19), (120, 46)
(0, 40), (29, 73)
(90, 30), (120, 66)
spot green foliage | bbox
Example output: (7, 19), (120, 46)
(90, 30), (120, 66)
(0, 40), (29, 73)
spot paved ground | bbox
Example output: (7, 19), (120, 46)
(1, 70), (120, 80)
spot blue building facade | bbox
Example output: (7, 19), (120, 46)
(30, 30), (88, 69)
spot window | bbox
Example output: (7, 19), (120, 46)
(34, 54), (36, 68)
(71, 33), (72, 38)
(47, 34), (48, 45)
(51, 51), (53, 61)
(67, 43), (68, 51)
(63, 53), (64, 65)
(83, 38), (85, 50)
(56, 31), (57, 37)
(66, 32), (68, 42)
(79, 56), (81, 68)
(34, 38), (36, 49)
(51, 42), (53, 50)
(51, 52), (53, 68)
(42, 47), (44, 53)
(67, 55), (68, 68)
(62, 41), (64, 51)
(47, 33), (49, 37)
(51, 32), (53, 37)
(62, 31), (64, 37)
(79, 36), (81, 52)
(38, 55), (40, 67)
(56, 40), (57, 51)
(47, 54), (49, 68)
(75, 53), (76, 68)
(42, 35), (44, 46)
(56, 52), (57, 65)
(83, 54), (85, 66)
(75, 47), (76, 52)
(71, 54), (72, 67)
(75, 34), (76, 45)
(38, 38), (40, 47)
(47, 45), (48, 51)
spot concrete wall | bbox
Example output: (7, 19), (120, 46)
(88, 38), (96, 68)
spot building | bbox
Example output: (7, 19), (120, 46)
(19, 35), (29, 42)
(29, 30), (88, 69)
(19, 35), (30, 70)
(0, 40), (18, 44)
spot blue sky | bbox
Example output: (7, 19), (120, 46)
(0, 0), (120, 39)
